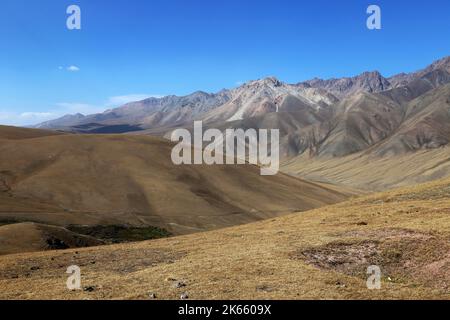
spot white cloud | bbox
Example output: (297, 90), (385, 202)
(58, 65), (80, 72)
(0, 93), (166, 127)
(66, 65), (80, 72)
(54, 94), (162, 115)
(0, 104), (99, 127)
(0, 112), (15, 122)
(0, 111), (57, 126)
(20, 112), (55, 119)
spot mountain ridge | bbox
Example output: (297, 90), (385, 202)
(31, 56), (450, 161)
(34, 56), (449, 132)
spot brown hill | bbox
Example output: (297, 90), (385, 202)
(0, 126), (347, 237)
(200, 77), (336, 123)
(283, 144), (450, 191)
(381, 69), (450, 105)
(0, 176), (448, 299)
(0, 222), (103, 256)
(212, 91), (404, 159)
(310, 92), (404, 157)
(0, 125), (63, 140)
(374, 83), (450, 156)
(281, 84), (450, 190)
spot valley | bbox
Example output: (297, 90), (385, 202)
(1, 56), (450, 300)
(0, 176), (448, 299)
(0, 125), (348, 255)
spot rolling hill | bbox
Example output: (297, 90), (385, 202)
(0, 126), (348, 245)
(0, 125), (63, 140)
(0, 176), (448, 299)
(282, 145), (450, 191)
(0, 222), (104, 256)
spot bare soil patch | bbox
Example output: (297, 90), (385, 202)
(293, 228), (450, 291)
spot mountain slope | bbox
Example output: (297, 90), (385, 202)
(1, 176), (449, 299)
(35, 113), (86, 130)
(34, 91), (232, 133)
(0, 125), (63, 140)
(302, 56), (450, 99)
(280, 84), (450, 190)
(388, 56), (450, 87)
(0, 222), (104, 256)
(374, 83), (450, 156)
(0, 126), (348, 236)
(380, 69), (450, 105)
(33, 77), (337, 134)
(283, 145), (450, 192)
(201, 77), (337, 123)
(310, 92), (404, 157)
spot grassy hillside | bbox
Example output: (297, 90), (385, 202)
(0, 125), (63, 140)
(0, 223), (104, 255)
(0, 177), (448, 299)
(0, 126), (347, 236)
(283, 146), (450, 191)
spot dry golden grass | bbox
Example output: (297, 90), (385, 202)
(0, 176), (449, 300)
(0, 223), (103, 256)
(0, 126), (347, 236)
(282, 146), (450, 191)
(0, 125), (63, 140)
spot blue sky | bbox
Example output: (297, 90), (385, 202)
(1, 0), (450, 126)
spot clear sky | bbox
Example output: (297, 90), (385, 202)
(1, 0), (450, 125)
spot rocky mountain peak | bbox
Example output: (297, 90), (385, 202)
(430, 56), (450, 67)
(244, 76), (284, 89)
(302, 70), (391, 99)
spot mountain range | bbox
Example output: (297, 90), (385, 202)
(2, 57), (450, 299)
(7, 55), (450, 251)
(35, 56), (450, 161)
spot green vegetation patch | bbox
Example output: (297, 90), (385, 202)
(66, 224), (171, 243)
